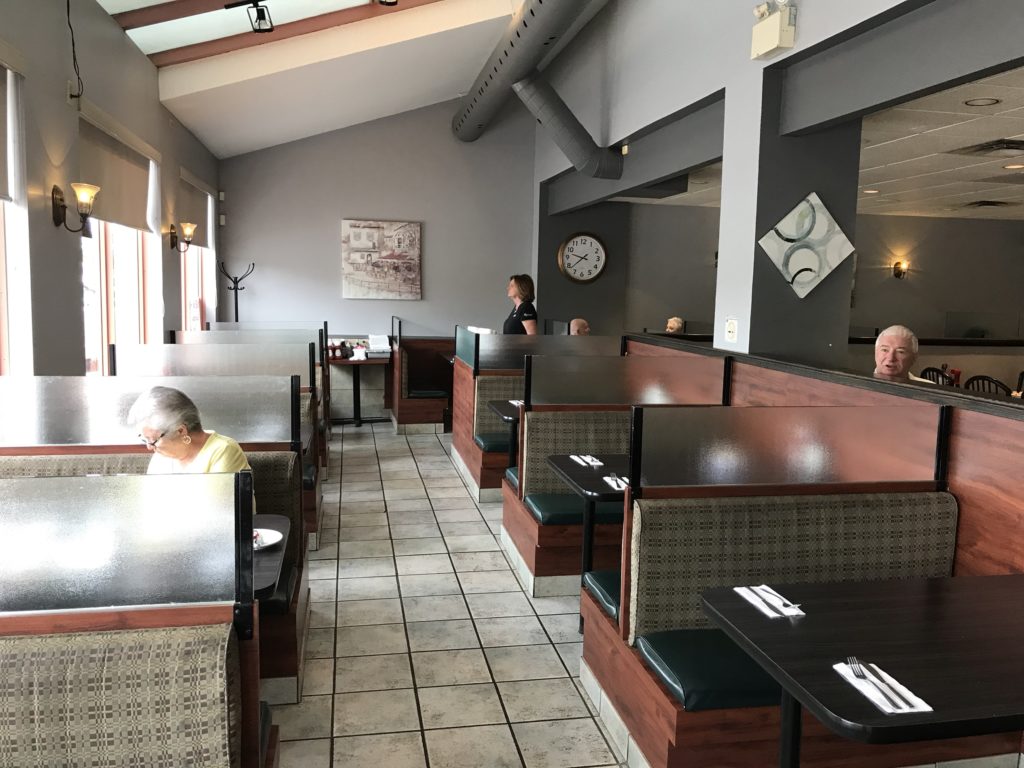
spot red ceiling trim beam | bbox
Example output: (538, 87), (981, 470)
(114, 0), (230, 30)
(149, 0), (446, 68)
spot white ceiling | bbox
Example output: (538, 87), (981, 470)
(96, 0), (520, 158)
(618, 65), (1024, 220)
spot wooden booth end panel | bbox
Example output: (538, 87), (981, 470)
(625, 340), (708, 359)
(451, 358), (477, 461)
(949, 409), (1024, 576)
(730, 363), (911, 407)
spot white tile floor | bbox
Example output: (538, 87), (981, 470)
(274, 423), (624, 768)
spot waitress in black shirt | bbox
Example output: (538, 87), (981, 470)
(503, 274), (538, 335)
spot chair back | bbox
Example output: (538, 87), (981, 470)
(919, 367), (953, 386)
(963, 375), (1011, 395)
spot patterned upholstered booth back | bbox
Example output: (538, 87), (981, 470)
(520, 410), (631, 495)
(473, 375), (523, 436)
(0, 623), (240, 768)
(0, 451), (301, 574)
(627, 492), (958, 644)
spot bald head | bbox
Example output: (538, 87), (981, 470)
(569, 318), (590, 336)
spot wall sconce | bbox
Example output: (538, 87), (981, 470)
(52, 183), (100, 237)
(892, 260), (909, 279)
(169, 222), (198, 253)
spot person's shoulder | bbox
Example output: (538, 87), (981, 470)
(519, 302), (537, 319)
(908, 373), (935, 384)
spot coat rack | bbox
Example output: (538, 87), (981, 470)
(219, 261), (255, 322)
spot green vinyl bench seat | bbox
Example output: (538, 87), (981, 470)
(635, 628), (781, 712)
(505, 466), (519, 490)
(302, 461), (316, 490)
(474, 432), (510, 453)
(582, 570), (620, 621)
(524, 493), (624, 526)
(409, 388), (448, 399)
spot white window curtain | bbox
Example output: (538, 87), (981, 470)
(0, 64), (9, 203)
(177, 169), (214, 250)
(78, 119), (151, 231)
(5, 68), (33, 374)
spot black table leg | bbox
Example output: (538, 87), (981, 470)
(779, 690), (802, 768)
(579, 498), (595, 633)
(507, 422), (518, 468)
(352, 364), (362, 427)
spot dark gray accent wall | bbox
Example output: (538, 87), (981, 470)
(625, 205), (720, 332)
(1, 0), (218, 374)
(851, 214), (1024, 337)
(536, 191), (630, 336)
(218, 99), (535, 334)
(781, 0), (1024, 134)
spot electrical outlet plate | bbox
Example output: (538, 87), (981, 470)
(725, 317), (739, 344)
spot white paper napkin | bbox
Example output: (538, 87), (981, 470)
(834, 662), (932, 715)
(570, 455), (587, 466)
(508, 399), (524, 406)
(581, 455), (603, 467)
(734, 585), (805, 618)
(603, 475), (628, 490)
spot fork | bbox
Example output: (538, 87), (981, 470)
(847, 656), (904, 710)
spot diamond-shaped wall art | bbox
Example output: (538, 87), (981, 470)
(758, 192), (855, 299)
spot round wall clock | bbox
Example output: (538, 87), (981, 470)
(557, 233), (607, 283)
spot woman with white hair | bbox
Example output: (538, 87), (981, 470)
(128, 386), (250, 474)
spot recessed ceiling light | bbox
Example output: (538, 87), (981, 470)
(862, 189), (881, 194)
(1004, 163), (1024, 170)
(964, 98), (1002, 107)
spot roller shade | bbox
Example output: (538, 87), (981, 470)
(0, 67), (9, 202)
(177, 173), (212, 249)
(78, 118), (150, 231)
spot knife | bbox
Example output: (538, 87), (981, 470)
(866, 663), (913, 710)
(753, 586), (801, 613)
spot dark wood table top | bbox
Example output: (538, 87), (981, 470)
(253, 514), (289, 600)
(702, 574), (1024, 744)
(487, 399), (523, 423)
(546, 454), (630, 501)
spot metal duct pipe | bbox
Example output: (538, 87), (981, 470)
(512, 72), (623, 179)
(451, 0), (607, 143)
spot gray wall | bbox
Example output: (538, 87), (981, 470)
(536, 198), (630, 335)
(0, 0), (218, 374)
(624, 205), (719, 332)
(852, 214), (1024, 337)
(218, 99), (535, 335)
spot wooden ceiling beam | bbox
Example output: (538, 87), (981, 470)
(149, 0), (446, 67)
(114, 0), (232, 30)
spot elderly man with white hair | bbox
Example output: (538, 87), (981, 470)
(873, 325), (931, 383)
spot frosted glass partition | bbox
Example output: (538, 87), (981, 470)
(177, 329), (319, 348)
(0, 376), (295, 450)
(113, 343), (314, 388)
(0, 473), (238, 613)
(477, 334), (621, 371)
(393, 317), (449, 341)
(634, 405), (941, 490)
(455, 326), (477, 366)
(529, 356), (725, 406)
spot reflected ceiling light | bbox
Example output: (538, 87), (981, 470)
(1004, 163), (1024, 170)
(964, 97), (1001, 107)
(892, 260), (909, 279)
(225, 1), (274, 33)
(169, 222), (198, 253)
(52, 182), (100, 237)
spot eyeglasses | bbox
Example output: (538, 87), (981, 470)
(138, 430), (167, 448)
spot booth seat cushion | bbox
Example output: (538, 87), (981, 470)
(474, 432), (509, 453)
(524, 494), (624, 526)
(505, 466), (519, 491)
(583, 570), (620, 620)
(636, 629), (781, 712)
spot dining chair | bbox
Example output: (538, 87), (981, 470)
(918, 367), (954, 386)
(963, 375), (1012, 395)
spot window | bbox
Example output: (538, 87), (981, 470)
(181, 244), (217, 332)
(82, 220), (162, 375)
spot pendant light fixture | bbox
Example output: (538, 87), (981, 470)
(225, 1), (274, 34)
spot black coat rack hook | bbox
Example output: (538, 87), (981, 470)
(219, 261), (255, 322)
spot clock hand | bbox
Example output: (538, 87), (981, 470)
(569, 254), (589, 268)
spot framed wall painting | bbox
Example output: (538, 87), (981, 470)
(341, 219), (422, 300)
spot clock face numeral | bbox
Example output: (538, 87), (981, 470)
(559, 234), (606, 283)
